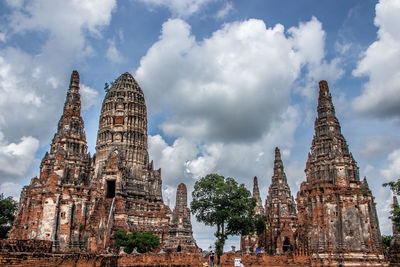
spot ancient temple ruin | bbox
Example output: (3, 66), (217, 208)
(240, 176), (264, 252)
(239, 81), (388, 266)
(8, 72), (394, 266)
(164, 183), (199, 253)
(9, 71), (93, 251)
(9, 71), (199, 254)
(264, 147), (297, 255)
(296, 81), (386, 265)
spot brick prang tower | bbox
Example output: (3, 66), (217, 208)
(264, 147), (297, 255)
(164, 183), (199, 253)
(296, 81), (385, 265)
(240, 176), (265, 252)
(88, 72), (171, 251)
(9, 71), (92, 251)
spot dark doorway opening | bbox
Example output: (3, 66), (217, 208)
(282, 237), (291, 252)
(177, 245), (182, 252)
(106, 180), (116, 198)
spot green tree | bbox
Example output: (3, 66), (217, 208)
(382, 235), (392, 249)
(383, 179), (400, 231)
(0, 194), (18, 239)
(191, 174), (256, 264)
(113, 229), (160, 254)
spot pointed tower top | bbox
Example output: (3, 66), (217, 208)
(53, 70), (86, 140)
(317, 80), (336, 120)
(273, 147), (286, 184)
(41, 70), (88, 182)
(70, 70), (79, 88)
(265, 148), (297, 219)
(96, 71), (149, 174)
(176, 183), (188, 208)
(252, 176), (264, 215)
(275, 147), (281, 160)
(253, 176), (259, 189)
(62, 70), (82, 117)
(306, 80), (359, 184)
(319, 80), (328, 91)
(108, 71), (142, 94)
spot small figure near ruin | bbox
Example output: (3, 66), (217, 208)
(209, 251), (215, 267)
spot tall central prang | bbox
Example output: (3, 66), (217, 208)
(95, 73), (150, 175)
(88, 72), (171, 251)
(296, 81), (385, 266)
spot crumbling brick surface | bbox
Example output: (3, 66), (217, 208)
(296, 81), (387, 266)
(0, 253), (118, 267)
(0, 252), (202, 267)
(220, 253), (311, 266)
(0, 240), (52, 253)
(164, 183), (199, 253)
(264, 148), (297, 256)
(9, 71), (199, 254)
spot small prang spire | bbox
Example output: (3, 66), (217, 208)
(62, 70), (82, 117)
(273, 147), (286, 183)
(275, 147), (281, 161)
(252, 176), (264, 215)
(317, 80), (336, 120)
(69, 70), (80, 90)
(176, 183), (187, 208)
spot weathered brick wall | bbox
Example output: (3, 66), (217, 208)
(1, 252), (394, 266)
(118, 253), (203, 266)
(220, 253), (311, 267)
(0, 240), (52, 253)
(0, 253), (117, 267)
(0, 252), (202, 267)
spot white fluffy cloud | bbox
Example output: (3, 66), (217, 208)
(106, 39), (124, 63)
(80, 84), (100, 110)
(136, 18), (336, 144)
(381, 148), (400, 180)
(0, 0), (116, 195)
(148, 105), (300, 196)
(149, 135), (198, 184)
(0, 132), (39, 178)
(0, 182), (23, 200)
(216, 2), (233, 19)
(136, 0), (215, 17)
(352, 0), (400, 118)
(290, 17), (344, 100)
(0, 0), (116, 143)
(359, 135), (400, 159)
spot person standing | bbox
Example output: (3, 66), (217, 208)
(209, 251), (215, 267)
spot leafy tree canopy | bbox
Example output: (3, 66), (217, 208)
(191, 174), (256, 263)
(113, 229), (160, 254)
(384, 179), (400, 231)
(0, 193), (18, 239)
(382, 235), (392, 249)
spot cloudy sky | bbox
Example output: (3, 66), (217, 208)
(1, 0), (400, 250)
